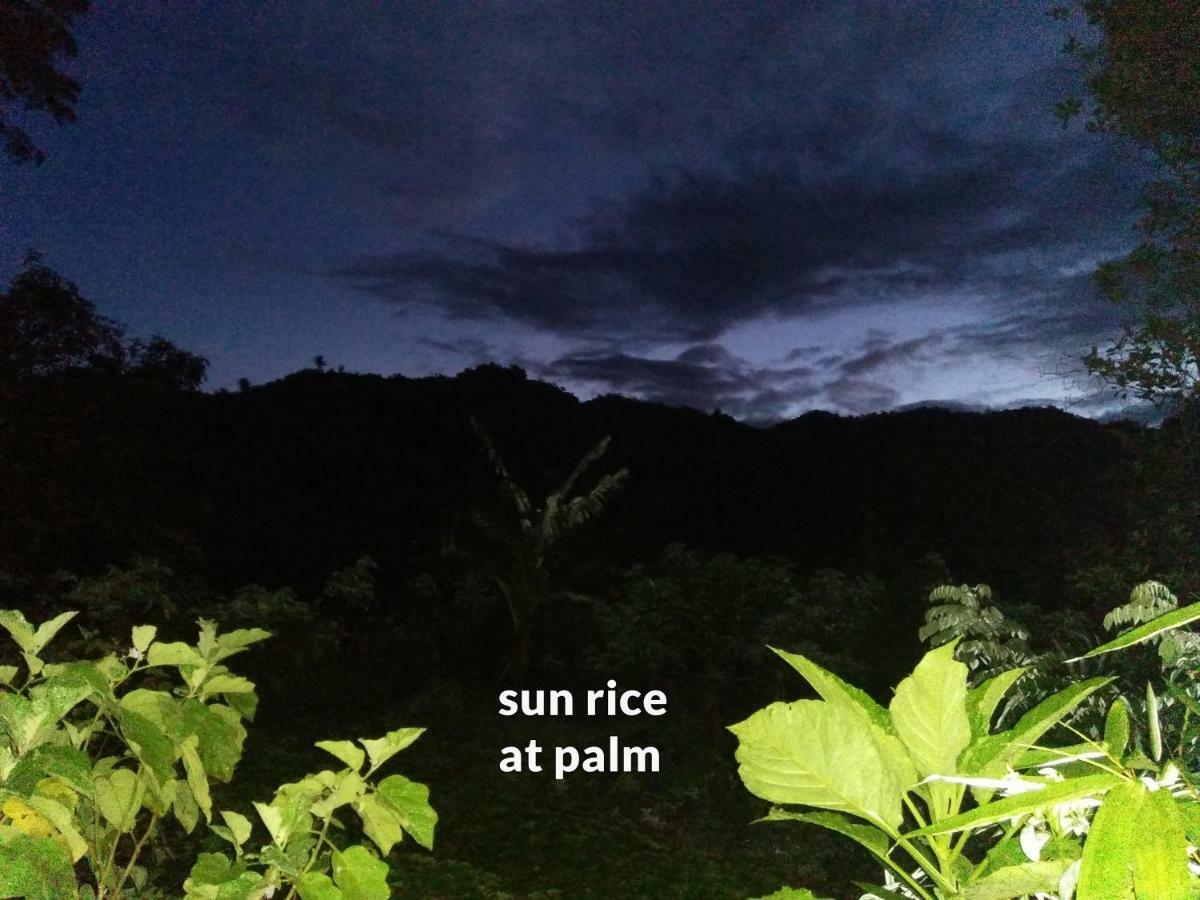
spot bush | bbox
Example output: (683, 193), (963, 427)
(0, 608), (435, 898)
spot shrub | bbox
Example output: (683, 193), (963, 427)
(733, 583), (1200, 899)
(0, 608), (435, 898)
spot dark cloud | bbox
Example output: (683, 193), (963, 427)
(837, 332), (946, 377)
(543, 345), (819, 423)
(335, 126), (1136, 349)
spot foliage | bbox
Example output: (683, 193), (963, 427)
(0, 607), (435, 898)
(184, 727), (437, 900)
(733, 586), (1200, 899)
(1054, 1), (1200, 407)
(589, 547), (885, 704)
(469, 417), (628, 674)
(0, 259), (209, 390)
(0, 0), (88, 164)
(919, 584), (1032, 679)
(320, 556), (379, 616)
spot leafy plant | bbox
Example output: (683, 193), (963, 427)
(184, 727), (436, 900)
(0, 608), (435, 898)
(470, 417), (628, 674)
(731, 585), (1200, 899)
(919, 584), (1032, 679)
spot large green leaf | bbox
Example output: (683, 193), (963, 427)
(966, 668), (1027, 736)
(0, 611), (76, 657)
(355, 793), (405, 856)
(377, 774), (437, 850)
(359, 727), (424, 772)
(179, 700), (246, 783)
(331, 845), (390, 900)
(1068, 600), (1200, 661)
(5, 743), (94, 798)
(146, 641), (206, 668)
(1104, 698), (1131, 759)
(180, 735), (212, 822)
(1078, 780), (1194, 899)
(184, 852), (268, 899)
(20, 793), (87, 861)
(316, 740), (366, 772)
(731, 699), (904, 830)
(118, 707), (176, 787)
(964, 677), (1113, 778)
(0, 832), (77, 900)
(889, 642), (971, 778)
(95, 767), (146, 833)
(769, 647), (893, 733)
(907, 772), (1123, 837)
(297, 872), (343, 900)
(210, 627), (272, 664)
(31, 612), (77, 654)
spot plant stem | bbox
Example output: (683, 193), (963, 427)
(112, 813), (158, 897)
(284, 815), (334, 900)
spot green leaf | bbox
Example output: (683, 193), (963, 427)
(355, 793), (405, 856)
(376, 774), (437, 850)
(1104, 697), (1131, 759)
(297, 872), (343, 900)
(1068, 600), (1200, 661)
(0, 664), (17, 685)
(224, 690), (258, 722)
(184, 852), (267, 898)
(118, 707), (176, 787)
(316, 740), (366, 772)
(0, 610), (77, 658)
(310, 769), (366, 818)
(965, 677), (1113, 777)
(889, 642), (971, 778)
(181, 735), (212, 822)
(907, 772), (1123, 836)
(359, 727), (424, 772)
(220, 810), (253, 847)
(749, 890), (830, 900)
(95, 767), (146, 833)
(1147, 683), (1163, 762)
(1079, 780), (1193, 899)
(146, 641), (206, 668)
(760, 807), (890, 857)
(0, 610), (37, 654)
(5, 743), (94, 798)
(253, 802), (286, 847)
(131, 625), (157, 654)
(179, 700), (247, 783)
(31, 612), (76, 653)
(174, 779), (200, 833)
(200, 673), (256, 697)
(962, 860), (1071, 900)
(730, 699), (904, 830)
(967, 668), (1027, 736)
(212, 627), (272, 662)
(331, 845), (390, 900)
(20, 793), (88, 861)
(769, 646), (893, 733)
(0, 832), (77, 900)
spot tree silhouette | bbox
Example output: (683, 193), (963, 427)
(0, 259), (207, 389)
(1056, 1), (1200, 408)
(470, 416), (629, 676)
(0, 0), (89, 164)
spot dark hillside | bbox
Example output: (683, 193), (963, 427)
(2, 364), (1136, 611)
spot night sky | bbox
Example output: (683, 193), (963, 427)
(0, 2), (1151, 421)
